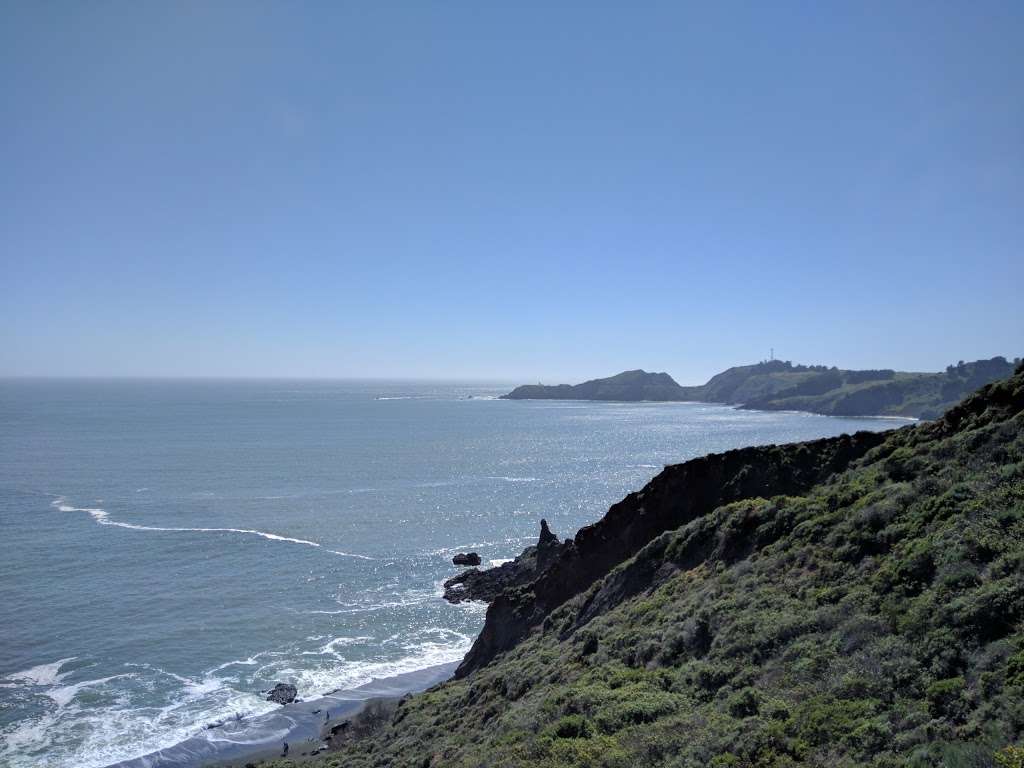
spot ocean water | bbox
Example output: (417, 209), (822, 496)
(0, 379), (905, 767)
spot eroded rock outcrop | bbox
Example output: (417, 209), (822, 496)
(452, 552), (481, 566)
(443, 520), (567, 604)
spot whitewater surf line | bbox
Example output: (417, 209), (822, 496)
(52, 498), (376, 560)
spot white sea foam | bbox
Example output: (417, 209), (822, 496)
(52, 497), (375, 560)
(3, 686), (274, 768)
(204, 725), (291, 745)
(0, 660), (277, 768)
(282, 628), (475, 696)
(182, 675), (225, 699)
(208, 651), (281, 673)
(5, 657), (77, 686)
(312, 636), (376, 657)
(0, 708), (62, 762)
(1, 608), (479, 768)
(48, 675), (129, 707)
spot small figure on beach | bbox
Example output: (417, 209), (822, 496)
(325, 710), (330, 721)
(282, 741), (289, 757)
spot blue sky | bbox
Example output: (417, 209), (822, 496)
(2, 2), (1021, 382)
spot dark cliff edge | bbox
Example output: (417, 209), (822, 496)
(454, 428), (890, 677)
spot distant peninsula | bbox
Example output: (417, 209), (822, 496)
(501, 356), (1018, 419)
(501, 369), (687, 403)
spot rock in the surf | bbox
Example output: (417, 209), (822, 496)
(266, 682), (298, 705)
(452, 552), (482, 566)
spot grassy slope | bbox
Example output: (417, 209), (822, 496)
(270, 370), (1024, 768)
(736, 358), (1016, 419)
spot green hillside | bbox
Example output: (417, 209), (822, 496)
(265, 364), (1024, 768)
(734, 357), (1017, 420)
(503, 357), (1018, 419)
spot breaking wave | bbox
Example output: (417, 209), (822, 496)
(51, 498), (375, 560)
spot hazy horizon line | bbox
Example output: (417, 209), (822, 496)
(0, 374), (525, 383)
(1, 353), (1015, 386)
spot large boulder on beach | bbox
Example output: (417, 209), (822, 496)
(452, 552), (482, 566)
(266, 682), (297, 705)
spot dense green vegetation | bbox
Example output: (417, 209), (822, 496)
(737, 357), (1017, 419)
(502, 357), (1018, 419)
(268, 366), (1023, 768)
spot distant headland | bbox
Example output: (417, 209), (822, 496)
(500, 356), (1018, 419)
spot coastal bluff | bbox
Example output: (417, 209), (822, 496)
(502, 369), (687, 402)
(500, 356), (1017, 419)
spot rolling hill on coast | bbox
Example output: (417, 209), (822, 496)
(502, 357), (1017, 420)
(270, 363), (1024, 767)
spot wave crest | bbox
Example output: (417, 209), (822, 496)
(52, 498), (375, 560)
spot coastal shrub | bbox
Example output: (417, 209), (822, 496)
(995, 745), (1024, 768)
(725, 686), (760, 717)
(1006, 650), (1024, 688)
(590, 685), (679, 733)
(926, 677), (968, 720)
(544, 714), (593, 739)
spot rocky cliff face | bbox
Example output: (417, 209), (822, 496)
(454, 428), (889, 677)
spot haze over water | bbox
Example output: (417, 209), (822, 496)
(0, 379), (904, 767)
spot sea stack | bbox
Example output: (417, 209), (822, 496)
(452, 552), (482, 566)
